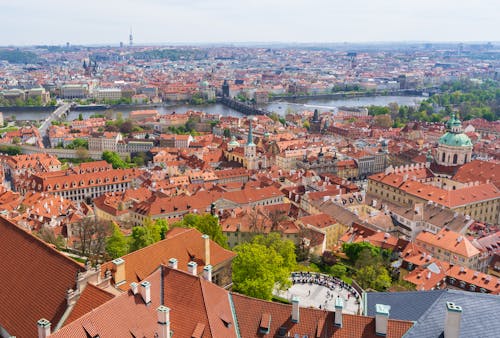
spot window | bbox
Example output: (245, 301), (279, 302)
(453, 154), (458, 164)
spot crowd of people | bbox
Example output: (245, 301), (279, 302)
(291, 271), (361, 304)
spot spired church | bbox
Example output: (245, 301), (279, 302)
(224, 121), (268, 170)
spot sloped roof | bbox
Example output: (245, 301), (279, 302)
(100, 227), (235, 287)
(0, 216), (85, 338)
(232, 293), (413, 338)
(391, 289), (500, 338)
(64, 284), (114, 325)
(51, 266), (238, 338)
(366, 290), (446, 321)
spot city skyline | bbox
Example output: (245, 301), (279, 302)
(0, 0), (498, 46)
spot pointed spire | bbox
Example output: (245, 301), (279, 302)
(247, 120), (255, 146)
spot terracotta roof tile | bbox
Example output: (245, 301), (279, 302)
(0, 216), (85, 338)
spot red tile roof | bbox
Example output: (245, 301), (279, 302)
(64, 284), (114, 325)
(0, 216), (85, 338)
(232, 293), (413, 338)
(100, 227), (235, 287)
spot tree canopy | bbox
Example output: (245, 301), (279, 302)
(232, 233), (296, 300)
(172, 213), (228, 248)
(106, 223), (129, 259)
(129, 218), (168, 252)
(102, 150), (129, 169)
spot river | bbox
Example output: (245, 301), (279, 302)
(2, 95), (423, 121)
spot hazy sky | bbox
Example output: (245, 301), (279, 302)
(0, 0), (498, 45)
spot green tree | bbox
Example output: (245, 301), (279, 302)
(232, 233), (295, 300)
(252, 233), (296, 272)
(232, 242), (286, 300)
(342, 242), (381, 264)
(78, 113), (83, 121)
(129, 218), (162, 252)
(102, 150), (128, 169)
(302, 120), (310, 129)
(330, 264), (347, 278)
(356, 265), (391, 291)
(106, 223), (129, 259)
(174, 213), (228, 248)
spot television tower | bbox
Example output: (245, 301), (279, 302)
(129, 27), (133, 47)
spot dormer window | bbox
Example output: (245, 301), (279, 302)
(89, 179), (94, 185)
(54, 184), (60, 189)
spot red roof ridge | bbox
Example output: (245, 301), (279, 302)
(1, 215), (84, 270)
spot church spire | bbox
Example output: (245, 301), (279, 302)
(247, 120), (255, 146)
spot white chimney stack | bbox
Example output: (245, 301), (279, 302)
(291, 296), (300, 323)
(203, 264), (212, 282)
(188, 261), (198, 276)
(37, 318), (51, 338)
(334, 297), (343, 327)
(130, 282), (139, 295)
(140, 281), (151, 304)
(444, 302), (462, 338)
(375, 304), (391, 336)
(157, 305), (171, 338)
(168, 258), (178, 269)
(202, 234), (210, 266)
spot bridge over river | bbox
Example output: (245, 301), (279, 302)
(38, 102), (72, 136)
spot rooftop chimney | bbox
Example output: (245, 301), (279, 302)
(140, 281), (151, 304)
(168, 258), (178, 269)
(37, 318), (51, 338)
(444, 302), (462, 338)
(157, 305), (171, 338)
(334, 297), (343, 327)
(291, 296), (300, 323)
(112, 258), (126, 286)
(202, 234), (210, 266)
(188, 261), (198, 276)
(130, 282), (139, 295)
(375, 304), (391, 336)
(203, 264), (213, 282)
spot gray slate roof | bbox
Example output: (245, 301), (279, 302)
(365, 289), (500, 338)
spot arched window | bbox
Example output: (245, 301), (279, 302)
(441, 152), (445, 163)
(464, 154), (468, 163)
(453, 154), (458, 164)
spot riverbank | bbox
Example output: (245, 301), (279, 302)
(5, 95), (424, 121)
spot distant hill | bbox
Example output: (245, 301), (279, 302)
(0, 49), (39, 64)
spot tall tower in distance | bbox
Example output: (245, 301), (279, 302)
(129, 27), (133, 47)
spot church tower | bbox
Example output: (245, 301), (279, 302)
(436, 113), (472, 167)
(244, 120), (256, 159)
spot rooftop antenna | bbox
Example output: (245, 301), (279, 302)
(129, 27), (133, 47)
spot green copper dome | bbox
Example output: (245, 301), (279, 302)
(228, 136), (239, 147)
(438, 132), (472, 147)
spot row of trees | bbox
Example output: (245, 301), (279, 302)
(365, 79), (499, 127)
(66, 213), (229, 263)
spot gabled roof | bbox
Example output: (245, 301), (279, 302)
(416, 228), (480, 258)
(232, 293), (413, 338)
(100, 227), (235, 288)
(0, 216), (85, 338)
(366, 290), (446, 321)
(50, 266), (238, 338)
(367, 288), (500, 338)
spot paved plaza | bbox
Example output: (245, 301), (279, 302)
(275, 273), (362, 314)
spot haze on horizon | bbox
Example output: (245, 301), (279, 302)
(0, 0), (498, 46)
